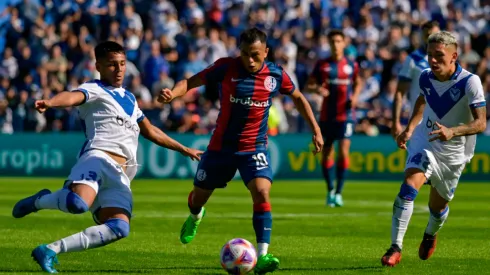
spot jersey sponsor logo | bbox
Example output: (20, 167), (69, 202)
(424, 87), (431, 95)
(329, 78), (352, 85)
(425, 117), (439, 131)
(115, 115), (140, 133)
(264, 76), (277, 92)
(230, 95), (270, 107)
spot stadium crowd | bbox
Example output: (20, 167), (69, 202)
(0, 0), (489, 136)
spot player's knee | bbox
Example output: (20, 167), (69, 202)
(66, 191), (89, 214)
(397, 182), (419, 201)
(105, 218), (130, 239)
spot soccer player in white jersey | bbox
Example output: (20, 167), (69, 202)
(391, 20), (440, 138)
(11, 41), (203, 273)
(381, 31), (487, 267)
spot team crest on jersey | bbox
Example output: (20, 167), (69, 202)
(343, 64), (353, 75)
(196, 169), (207, 181)
(449, 87), (461, 101)
(264, 76), (277, 92)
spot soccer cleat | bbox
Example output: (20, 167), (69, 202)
(12, 189), (51, 218)
(381, 244), (402, 267)
(419, 233), (437, 260)
(334, 194), (344, 207)
(326, 192), (335, 207)
(180, 207), (206, 244)
(31, 245), (59, 273)
(254, 253), (280, 274)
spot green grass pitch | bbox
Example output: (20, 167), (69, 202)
(0, 178), (489, 274)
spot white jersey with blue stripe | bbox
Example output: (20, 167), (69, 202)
(410, 64), (486, 165)
(73, 79), (145, 180)
(398, 48), (430, 113)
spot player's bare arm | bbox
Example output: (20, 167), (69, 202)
(429, 107), (486, 142)
(289, 89), (323, 154)
(391, 80), (411, 138)
(34, 91), (86, 113)
(158, 74), (204, 103)
(351, 74), (363, 108)
(138, 117), (203, 161)
(397, 95), (426, 149)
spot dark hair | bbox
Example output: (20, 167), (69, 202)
(421, 20), (440, 30)
(239, 27), (267, 45)
(327, 29), (345, 40)
(94, 41), (125, 60)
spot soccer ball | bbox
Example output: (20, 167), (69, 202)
(220, 238), (257, 274)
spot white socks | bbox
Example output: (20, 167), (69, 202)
(35, 189), (71, 212)
(47, 224), (119, 254)
(257, 243), (269, 256)
(391, 196), (414, 249)
(425, 206), (449, 236)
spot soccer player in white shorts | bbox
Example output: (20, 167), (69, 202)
(391, 20), (440, 138)
(12, 41), (203, 273)
(381, 31), (487, 267)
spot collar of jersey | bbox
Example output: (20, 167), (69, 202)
(429, 63), (462, 81)
(94, 79), (124, 89)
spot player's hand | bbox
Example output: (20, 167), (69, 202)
(34, 100), (51, 113)
(318, 82), (329, 97)
(181, 147), (203, 161)
(396, 129), (412, 150)
(429, 122), (454, 142)
(391, 122), (403, 140)
(312, 132), (324, 155)
(157, 88), (174, 103)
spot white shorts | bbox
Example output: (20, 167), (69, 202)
(64, 150), (133, 222)
(405, 148), (465, 201)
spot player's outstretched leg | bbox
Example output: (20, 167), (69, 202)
(32, 208), (130, 273)
(12, 189), (52, 218)
(180, 187), (212, 244)
(382, 170), (425, 267)
(334, 139), (351, 207)
(321, 145), (335, 207)
(13, 184), (94, 218)
(419, 187), (449, 260)
(247, 178), (279, 275)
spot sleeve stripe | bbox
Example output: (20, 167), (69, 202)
(75, 88), (90, 104)
(470, 101), (486, 108)
(137, 114), (145, 123)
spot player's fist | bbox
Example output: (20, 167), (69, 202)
(181, 147), (203, 161)
(157, 88), (174, 103)
(429, 122), (454, 142)
(318, 83), (330, 97)
(396, 129), (412, 150)
(34, 100), (51, 113)
(312, 132), (324, 155)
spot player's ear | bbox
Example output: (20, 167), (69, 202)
(95, 61), (101, 72)
(264, 47), (269, 58)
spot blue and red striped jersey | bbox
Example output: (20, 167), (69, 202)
(311, 57), (359, 122)
(198, 57), (295, 152)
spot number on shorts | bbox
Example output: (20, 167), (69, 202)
(408, 153), (422, 165)
(252, 153), (269, 167)
(80, 171), (98, 181)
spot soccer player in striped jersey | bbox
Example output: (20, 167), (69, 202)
(307, 30), (362, 207)
(158, 28), (323, 274)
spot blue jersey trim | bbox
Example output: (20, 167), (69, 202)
(470, 101), (486, 109)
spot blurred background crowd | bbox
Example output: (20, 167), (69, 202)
(0, 0), (489, 136)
